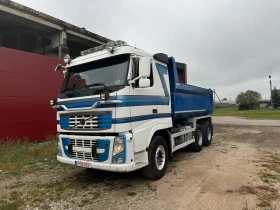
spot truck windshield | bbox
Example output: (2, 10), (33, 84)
(61, 54), (130, 95)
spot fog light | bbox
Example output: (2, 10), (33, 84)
(112, 156), (124, 163)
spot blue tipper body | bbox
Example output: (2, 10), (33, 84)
(167, 57), (214, 120)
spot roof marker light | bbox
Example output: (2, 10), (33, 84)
(80, 40), (128, 56)
(106, 41), (115, 53)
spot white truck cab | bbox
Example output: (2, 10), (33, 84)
(51, 40), (213, 179)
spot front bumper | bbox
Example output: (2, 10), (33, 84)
(57, 156), (137, 172)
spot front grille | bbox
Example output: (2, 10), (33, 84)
(71, 151), (99, 161)
(69, 115), (98, 129)
(70, 139), (99, 161)
(70, 138), (98, 147)
(59, 113), (112, 130)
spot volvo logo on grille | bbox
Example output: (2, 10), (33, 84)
(80, 119), (85, 125)
(71, 116), (95, 129)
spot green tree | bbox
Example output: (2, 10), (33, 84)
(236, 90), (262, 110)
(271, 87), (280, 108)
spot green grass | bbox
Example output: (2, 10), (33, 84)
(147, 183), (157, 192)
(259, 173), (278, 183)
(0, 139), (58, 176)
(78, 199), (91, 208)
(0, 191), (22, 210)
(212, 108), (280, 119)
(2, 174), (102, 208)
(257, 200), (271, 207)
(127, 192), (136, 196)
(0, 200), (21, 210)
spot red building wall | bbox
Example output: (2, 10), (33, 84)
(0, 47), (63, 142)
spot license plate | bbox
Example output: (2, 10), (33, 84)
(75, 161), (91, 168)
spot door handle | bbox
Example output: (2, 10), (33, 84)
(153, 109), (158, 113)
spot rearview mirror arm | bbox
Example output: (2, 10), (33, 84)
(128, 75), (142, 85)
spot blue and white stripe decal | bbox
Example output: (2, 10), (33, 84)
(57, 113), (171, 125)
(61, 138), (71, 158)
(98, 114), (113, 129)
(57, 95), (169, 110)
(60, 116), (70, 129)
(155, 64), (169, 97)
(112, 113), (171, 124)
(98, 140), (110, 162)
(116, 95), (169, 106)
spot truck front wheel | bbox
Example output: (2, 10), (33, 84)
(141, 135), (168, 179)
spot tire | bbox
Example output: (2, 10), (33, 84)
(190, 124), (204, 152)
(141, 135), (168, 179)
(203, 122), (213, 146)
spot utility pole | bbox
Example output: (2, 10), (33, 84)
(269, 75), (273, 109)
(213, 89), (215, 102)
(215, 91), (222, 103)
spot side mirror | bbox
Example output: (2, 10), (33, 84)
(55, 64), (64, 71)
(50, 99), (57, 106)
(139, 78), (150, 88)
(139, 57), (151, 77)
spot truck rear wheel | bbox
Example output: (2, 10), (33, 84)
(141, 135), (168, 179)
(190, 124), (204, 152)
(203, 122), (213, 146)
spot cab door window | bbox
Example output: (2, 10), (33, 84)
(131, 58), (153, 88)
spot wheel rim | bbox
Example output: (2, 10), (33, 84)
(155, 145), (166, 170)
(198, 130), (203, 146)
(207, 127), (211, 141)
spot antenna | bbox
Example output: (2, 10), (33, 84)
(135, 42), (136, 48)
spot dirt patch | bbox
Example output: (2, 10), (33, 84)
(212, 116), (280, 126)
(1, 124), (280, 210)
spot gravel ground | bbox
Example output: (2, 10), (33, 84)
(1, 123), (280, 210)
(212, 116), (280, 126)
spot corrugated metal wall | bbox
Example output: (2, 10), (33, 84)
(0, 47), (63, 142)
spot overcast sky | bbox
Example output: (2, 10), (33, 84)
(15, 0), (280, 100)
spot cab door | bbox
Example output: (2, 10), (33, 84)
(129, 58), (159, 152)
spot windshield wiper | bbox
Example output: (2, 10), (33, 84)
(84, 83), (107, 90)
(60, 88), (80, 96)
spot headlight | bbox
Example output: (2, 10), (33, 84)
(57, 145), (62, 156)
(56, 135), (59, 145)
(57, 137), (62, 156)
(50, 99), (57, 106)
(113, 136), (124, 155)
(64, 54), (71, 64)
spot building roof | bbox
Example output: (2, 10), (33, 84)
(0, 0), (111, 44)
(0, 0), (113, 58)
